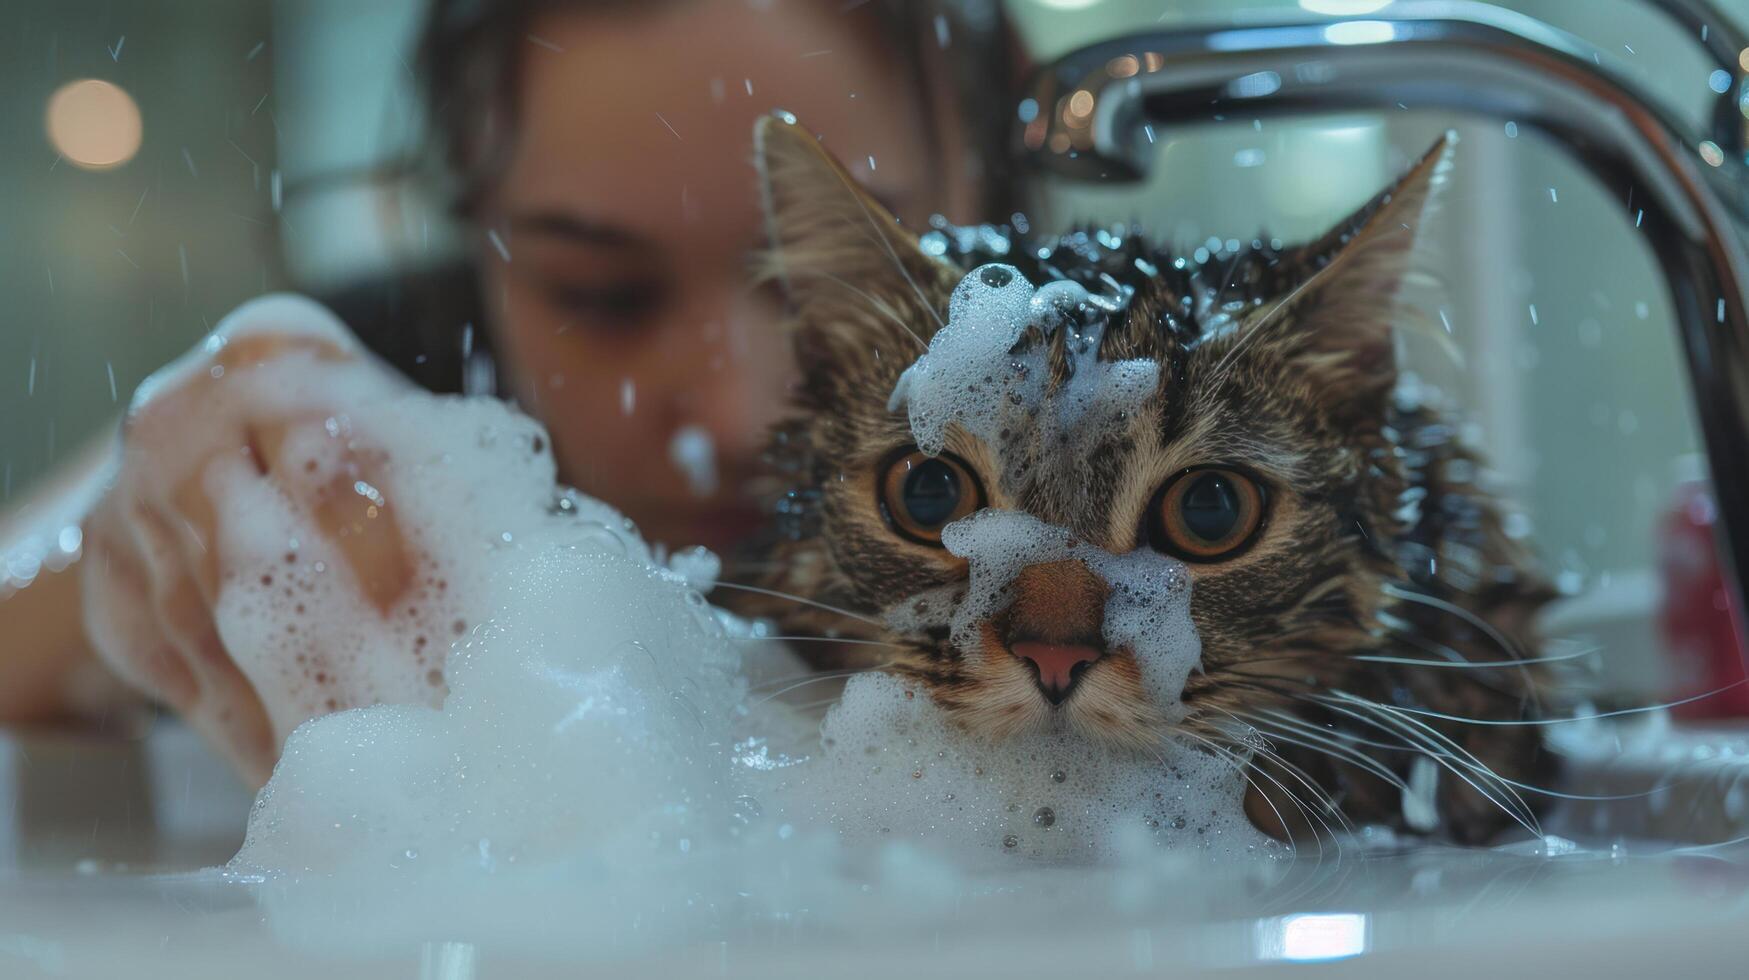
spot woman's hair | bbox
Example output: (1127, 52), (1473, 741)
(327, 0), (1017, 395)
(414, 0), (1017, 219)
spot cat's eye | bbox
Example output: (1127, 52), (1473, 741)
(877, 449), (984, 545)
(1147, 467), (1267, 561)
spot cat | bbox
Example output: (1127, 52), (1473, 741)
(735, 113), (1560, 846)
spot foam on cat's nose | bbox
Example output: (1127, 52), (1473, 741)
(941, 509), (1201, 720)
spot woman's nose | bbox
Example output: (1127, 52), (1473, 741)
(675, 289), (794, 462)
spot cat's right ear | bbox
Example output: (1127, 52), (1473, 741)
(754, 112), (952, 368)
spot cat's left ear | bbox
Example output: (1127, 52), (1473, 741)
(754, 112), (954, 375)
(1270, 131), (1456, 422)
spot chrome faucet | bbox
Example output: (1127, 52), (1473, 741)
(1015, 0), (1749, 629)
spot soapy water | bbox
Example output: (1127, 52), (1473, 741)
(199, 293), (1271, 955)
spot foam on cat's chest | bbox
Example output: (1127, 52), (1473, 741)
(888, 264), (1159, 475)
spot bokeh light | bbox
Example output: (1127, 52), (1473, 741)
(44, 79), (143, 170)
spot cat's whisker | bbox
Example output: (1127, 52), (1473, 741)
(1348, 644), (1598, 670)
(1246, 709), (1640, 803)
(1208, 249), (1342, 378)
(1180, 727), (1352, 851)
(1380, 583), (1531, 663)
(786, 695), (849, 715)
(1174, 731), (1334, 864)
(1316, 693), (1542, 838)
(1239, 703), (1644, 805)
(1224, 707), (1408, 792)
(748, 663), (893, 692)
(813, 271), (929, 350)
(1246, 742), (1356, 837)
(832, 168), (947, 334)
(1155, 736), (1329, 869)
(751, 636), (901, 647)
(752, 662), (898, 705)
(1331, 679), (1749, 728)
(1380, 586), (1545, 708)
(712, 581), (886, 627)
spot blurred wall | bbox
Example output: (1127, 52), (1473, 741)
(0, 0), (283, 503)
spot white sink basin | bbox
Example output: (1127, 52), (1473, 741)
(3, 717), (1747, 978)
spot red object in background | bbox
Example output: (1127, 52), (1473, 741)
(1658, 480), (1749, 718)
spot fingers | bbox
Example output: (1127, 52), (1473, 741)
(305, 461), (416, 615)
(78, 296), (431, 784)
(81, 504), (197, 708)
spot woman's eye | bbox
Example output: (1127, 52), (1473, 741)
(546, 282), (665, 326)
(1146, 467), (1267, 561)
(877, 449), (984, 546)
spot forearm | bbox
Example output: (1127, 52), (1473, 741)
(0, 427), (144, 728)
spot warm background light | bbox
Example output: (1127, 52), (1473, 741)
(44, 79), (143, 170)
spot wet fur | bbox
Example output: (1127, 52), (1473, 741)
(737, 116), (1559, 845)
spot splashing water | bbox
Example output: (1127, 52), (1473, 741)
(667, 423), (719, 497)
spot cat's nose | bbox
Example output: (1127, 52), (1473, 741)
(1011, 642), (1102, 704)
(1003, 558), (1111, 705)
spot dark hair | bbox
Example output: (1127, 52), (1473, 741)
(414, 0), (1017, 219)
(327, 0), (1016, 395)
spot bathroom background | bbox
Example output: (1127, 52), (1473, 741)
(1, 0), (1746, 867)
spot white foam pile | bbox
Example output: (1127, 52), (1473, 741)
(790, 671), (1259, 865)
(192, 290), (1266, 956)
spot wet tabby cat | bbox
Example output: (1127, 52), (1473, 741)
(739, 114), (1559, 846)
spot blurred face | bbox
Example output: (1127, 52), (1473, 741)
(479, 0), (952, 554)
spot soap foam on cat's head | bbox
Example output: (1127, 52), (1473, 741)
(889, 263), (1160, 491)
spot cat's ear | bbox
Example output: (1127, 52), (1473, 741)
(1268, 131), (1456, 422)
(754, 112), (953, 376)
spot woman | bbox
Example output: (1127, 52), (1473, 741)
(0, 0), (1012, 780)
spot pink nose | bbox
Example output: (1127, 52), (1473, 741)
(1011, 642), (1102, 705)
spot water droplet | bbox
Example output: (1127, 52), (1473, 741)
(1171, 816), (1187, 829)
(1050, 770), (1066, 783)
(977, 264), (1014, 288)
(1002, 834), (1019, 849)
(1033, 806), (1056, 828)
(730, 795), (764, 825)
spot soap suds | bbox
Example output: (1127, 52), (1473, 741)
(889, 265), (1158, 491)
(206, 287), (1266, 958)
(935, 510), (1204, 717)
